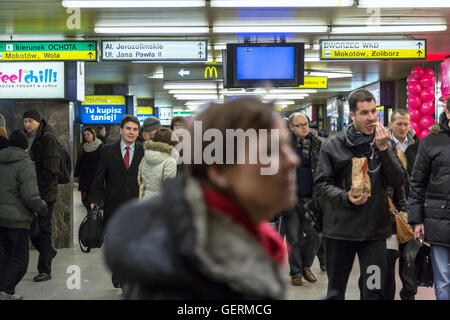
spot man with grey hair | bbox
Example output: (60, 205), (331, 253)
(280, 112), (322, 286)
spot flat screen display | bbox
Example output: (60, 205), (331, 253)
(236, 46), (295, 80)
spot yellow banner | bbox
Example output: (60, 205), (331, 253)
(298, 77), (328, 89)
(322, 49), (424, 59)
(0, 51), (96, 61)
(82, 95), (125, 105)
(136, 107), (154, 114)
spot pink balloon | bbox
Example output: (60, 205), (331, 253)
(407, 95), (422, 108)
(412, 66), (425, 78)
(407, 81), (422, 95)
(421, 74), (436, 88)
(420, 87), (435, 102)
(407, 74), (421, 82)
(420, 101), (435, 116)
(410, 121), (421, 134)
(423, 68), (434, 76)
(409, 108), (422, 122)
(419, 115), (435, 129)
(418, 129), (431, 140)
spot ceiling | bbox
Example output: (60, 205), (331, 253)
(1, 0), (450, 110)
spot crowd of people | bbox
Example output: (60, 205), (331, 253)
(0, 91), (449, 300)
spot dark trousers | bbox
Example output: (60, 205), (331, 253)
(399, 242), (418, 300)
(0, 227), (29, 295)
(385, 249), (398, 300)
(317, 236), (326, 266)
(325, 237), (387, 300)
(280, 198), (320, 277)
(30, 203), (57, 274)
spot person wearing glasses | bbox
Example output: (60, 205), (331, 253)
(280, 112), (324, 286)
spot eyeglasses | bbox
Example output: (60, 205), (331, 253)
(291, 122), (309, 128)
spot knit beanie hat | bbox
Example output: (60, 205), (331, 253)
(0, 113), (5, 127)
(143, 116), (161, 132)
(23, 109), (41, 123)
(9, 129), (29, 150)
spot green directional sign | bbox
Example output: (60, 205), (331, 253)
(0, 41), (97, 61)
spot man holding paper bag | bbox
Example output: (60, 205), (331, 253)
(315, 90), (406, 300)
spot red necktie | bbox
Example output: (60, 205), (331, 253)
(124, 146), (130, 170)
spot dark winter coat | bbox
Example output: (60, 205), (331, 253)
(0, 147), (47, 230)
(91, 141), (144, 224)
(26, 119), (60, 204)
(314, 126), (406, 241)
(74, 143), (103, 192)
(408, 112), (450, 247)
(104, 174), (286, 299)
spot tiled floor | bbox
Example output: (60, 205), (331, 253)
(14, 188), (436, 300)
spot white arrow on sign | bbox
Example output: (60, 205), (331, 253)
(178, 69), (190, 77)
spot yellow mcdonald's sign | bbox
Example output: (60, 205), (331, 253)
(204, 66), (218, 79)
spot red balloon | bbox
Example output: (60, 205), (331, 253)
(420, 87), (435, 102)
(412, 66), (425, 78)
(409, 108), (422, 122)
(419, 115), (435, 129)
(407, 81), (422, 95)
(407, 74), (421, 82)
(418, 129), (431, 140)
(420, 101), (435, 116)
(407, 95), (422, 108)
(421, 74), (436, 88)
(410, 121), (421, 134)
(423, 68), (434, 76)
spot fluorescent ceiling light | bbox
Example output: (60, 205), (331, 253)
(358, 0), (450, 8)
(62, 1), (205, 8)
(270, 100), (296, 105)
(307, 71), (353, 78)
(95, 26), (209, 34)
(269, 89), (317, 94)
(164, 82), (223, 89)
(169, 90), (222, 94)
(305, 57), (321, 62)
(211, 0), (353, 7)
(264, 95), (306, 99)
(332, 25), (447, 34)
(175, 95), (224, 100)
(213, 26), (328, 33)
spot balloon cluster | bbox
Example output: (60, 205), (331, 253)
(406, 66), (436, 139)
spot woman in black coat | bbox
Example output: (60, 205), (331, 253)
(74, 127), (102, 212)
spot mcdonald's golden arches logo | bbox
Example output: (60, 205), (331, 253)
(204, 66), (218, 79)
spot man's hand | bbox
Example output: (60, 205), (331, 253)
(414, 224), (425, 240)
(375, 123), (389, 151)
(348, 186), (369, 205)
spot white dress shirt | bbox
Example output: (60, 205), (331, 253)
(120, 140), (135, 166)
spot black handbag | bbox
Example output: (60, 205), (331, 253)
(79, 207), (104, 253)
(414, 238), (434, 287)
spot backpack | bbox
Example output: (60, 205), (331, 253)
(57, 140), (71, 184)
(79, 207), (104, 253)
(44, 131), (71, 184)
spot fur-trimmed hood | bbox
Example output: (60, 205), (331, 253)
(143, 140), (179, 165)
(430, 112), (450, 134)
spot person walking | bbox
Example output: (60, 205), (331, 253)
(0, 130), (47, 300)
(96, 126), (107, 144)
(74, 127), (103, 213)
(385, 109), (420, 300)
(23, 109), (59, 282)
(90, 115), (144, 289)
(138, 128), (179, 200)
(408, 100), (450, 300)
(104, 97), (298, 299)
(281, 112), (323, 286)
(315, 90), (406, 300)
(137, 116), (161, 144)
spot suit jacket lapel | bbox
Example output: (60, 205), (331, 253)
(129, 143), (143, 171)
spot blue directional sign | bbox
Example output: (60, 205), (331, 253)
(81, 95), (126, 124)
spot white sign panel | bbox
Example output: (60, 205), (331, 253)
(159, 107), (173, 126)
(102, 40), (207, 61)
(0, 62), (65, 99)
(76, 61), (85, 102)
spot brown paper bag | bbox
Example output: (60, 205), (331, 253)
(351, 157), (371, 198)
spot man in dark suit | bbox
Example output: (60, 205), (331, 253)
(90, 115), (144, 289)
